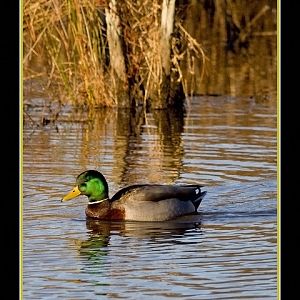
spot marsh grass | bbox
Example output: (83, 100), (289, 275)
(24, 0), (206, 108)
(24, 0), (112, 106)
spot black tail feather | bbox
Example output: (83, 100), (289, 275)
(192, 191), (207, 212)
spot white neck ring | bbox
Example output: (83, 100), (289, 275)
(88, 198), (109, 205)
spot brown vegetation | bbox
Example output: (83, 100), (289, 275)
(24, 0), (205, 109)
(24, 0), (277, 112)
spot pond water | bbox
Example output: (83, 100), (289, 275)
(23, 96), (277, 299)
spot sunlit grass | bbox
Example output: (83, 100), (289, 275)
(23, 0), (206, 108)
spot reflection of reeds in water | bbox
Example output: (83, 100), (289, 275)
(183, 0), (277, 98)
(146, 109), (185, 182)
(112, 107), (185, 184)
(57, 107), (186, 185)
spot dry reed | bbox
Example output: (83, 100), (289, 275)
(24, 0), (206, 108)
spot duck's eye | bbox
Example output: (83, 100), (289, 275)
(80, 183), (87, 191)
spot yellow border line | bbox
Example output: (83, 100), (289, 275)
(20, 0), (23, 298)
(18, 2), (280, 298)
(277, 0), (280, 299)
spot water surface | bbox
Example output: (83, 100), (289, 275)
(23, 96), (277, 299)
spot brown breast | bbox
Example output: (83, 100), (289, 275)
(108, 208), (125, 220)
(85, 202), (125, 220)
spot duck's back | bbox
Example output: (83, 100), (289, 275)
(111, 184), (204, 202)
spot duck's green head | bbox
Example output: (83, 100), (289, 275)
(61, 170), (109, 204)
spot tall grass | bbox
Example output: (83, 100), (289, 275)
(23, 0), (206, 108)
(24, 0), (113, 106)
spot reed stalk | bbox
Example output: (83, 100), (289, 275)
(23, 0), (206, 108)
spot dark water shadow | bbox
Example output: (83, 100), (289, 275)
(77, 216), (203, 263)
(86, 216), (202, 238)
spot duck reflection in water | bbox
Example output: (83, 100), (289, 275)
(86, 217), (203, 239)
(77, 217), (203, 264)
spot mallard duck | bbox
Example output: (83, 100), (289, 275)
(61, 170), (207, 221)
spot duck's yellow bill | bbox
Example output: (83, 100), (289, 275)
(61, 186), (81, 202)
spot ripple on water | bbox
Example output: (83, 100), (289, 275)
(23, 97), (277, 299)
